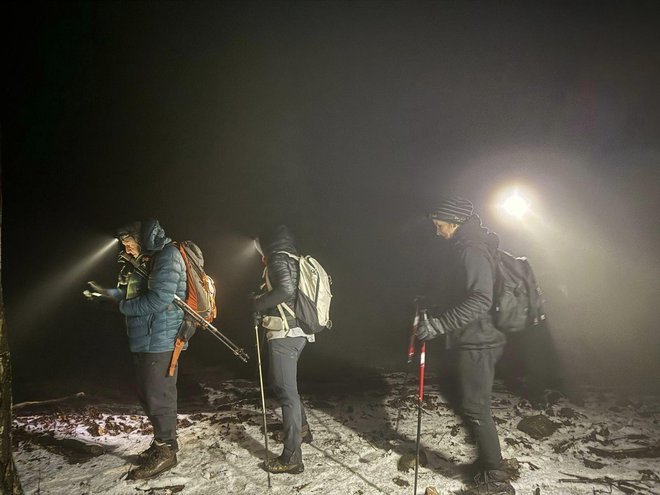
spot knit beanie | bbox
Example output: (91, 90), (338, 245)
(429, 197), (474, 224)
(116, 221), (142, 241)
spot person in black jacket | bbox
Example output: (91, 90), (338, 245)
(416, 197), (514, 494)
(253, 225), (314, 474)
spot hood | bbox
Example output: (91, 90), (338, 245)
(259, 225), (298, 257)
(453, 214), (499, 251)
(140, 219), (172, 253)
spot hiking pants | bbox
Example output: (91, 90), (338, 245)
(133, 351), (178, 447)
(268, 337), (307, 464)
(456, 346), (504, 471)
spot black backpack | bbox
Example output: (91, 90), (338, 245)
(481, 247), (546, 333)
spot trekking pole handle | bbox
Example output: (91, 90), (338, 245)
(118, 252), (150, 279)
(408, 304), (420, 364)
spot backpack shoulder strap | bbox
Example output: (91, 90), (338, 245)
(519, 257), (546, 323)
(263, 265), (294, 331)
(273, 250), (300, 261)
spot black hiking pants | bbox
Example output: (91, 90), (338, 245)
(268, 337), (307, 464)
(133, 351), (178, 447)
(456, 346), (504, 471)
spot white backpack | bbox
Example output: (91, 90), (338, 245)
(265, 252), (333, 334)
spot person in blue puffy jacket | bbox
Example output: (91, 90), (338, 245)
(88, 219), (186, 480)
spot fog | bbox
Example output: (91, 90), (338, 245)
(3, 1), (659, 399)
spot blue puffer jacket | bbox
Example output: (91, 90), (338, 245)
(118, 219), (187, 353)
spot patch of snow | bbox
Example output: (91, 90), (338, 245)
(13, 373), (660, 494)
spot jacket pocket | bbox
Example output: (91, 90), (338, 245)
(126, 315), (151, 339)
(146, 313), (155, 335)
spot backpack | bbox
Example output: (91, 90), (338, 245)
(486, 248), (546, 333)
(269, 252), (333, 335)
(175, 241), (218, 334)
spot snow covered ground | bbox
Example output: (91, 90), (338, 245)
(12, 372), (660, 494)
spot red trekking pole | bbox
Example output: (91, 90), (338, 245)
(395, 303), (421, 433)
(413, 310), (428, 495)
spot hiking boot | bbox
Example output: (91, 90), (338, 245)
(134, 442), (158, 465)
(272, 424), (313, 444)
(462, 470), (515, 494)
(265, 455), (304, 474)
(135, 440), (179, 465)
(128, 442), (177, 480)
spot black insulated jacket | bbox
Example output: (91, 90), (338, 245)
(431, 215), (506, 350)
(254, 225), (299, 320)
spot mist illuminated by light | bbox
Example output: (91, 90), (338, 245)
(71, 238), (119, 279)
(9, 237), (119, 333)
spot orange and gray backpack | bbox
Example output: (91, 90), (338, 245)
(168, 241), (218, 375)
(176, 241), (217, 324)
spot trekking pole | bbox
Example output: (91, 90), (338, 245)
(413, 311), (428, 495)
(118, 252), (249, 362)
(172, 295), (249, 362)
(395, 302), (421, 433)
(253, 313), (272, 489)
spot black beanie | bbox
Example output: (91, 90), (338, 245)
(429, 197), (474, 224)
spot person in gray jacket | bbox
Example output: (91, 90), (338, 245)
(88, 219), (186, 480)
(416, 198), (514, 494)
(253, 225), (313, 475)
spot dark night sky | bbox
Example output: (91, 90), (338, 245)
(2, 1), (660, 399)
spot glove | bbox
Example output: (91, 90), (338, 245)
(415, 315), (445, 341)
(88, 281), (109, 294)
(83, 281), (118, 302)
(252, 311), (262, 326)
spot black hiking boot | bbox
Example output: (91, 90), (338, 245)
(265, 455), (304, 474)
(463, 470), (515, 494)
(128, 442), (177, 480)
(272, 424), (313, 444)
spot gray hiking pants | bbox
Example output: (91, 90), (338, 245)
(268, 337), (307, 464)
(133, 351), (178, 447)
(456, 346), (504, 471)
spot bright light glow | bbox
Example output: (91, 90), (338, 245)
(502, 191), (531, 219)
(491, 183), (541, 228)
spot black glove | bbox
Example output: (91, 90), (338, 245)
(415, 314), (445, 341)
(252, 312), (262, 326)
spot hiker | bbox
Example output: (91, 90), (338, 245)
(252, 225), (313, 475)
(87, 219), (186, 480)
(415, 197), (514, 494)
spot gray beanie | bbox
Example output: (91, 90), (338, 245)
(429, 197), (474, 224)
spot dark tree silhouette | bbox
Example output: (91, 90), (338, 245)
(0, 167), (23, 494)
